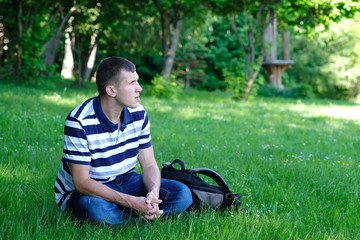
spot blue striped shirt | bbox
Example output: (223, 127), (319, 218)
(54, 96), (152, 210)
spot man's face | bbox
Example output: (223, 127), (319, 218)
(113, 71), (142, 109)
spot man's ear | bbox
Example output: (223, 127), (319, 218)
(105, 85), (116, 97)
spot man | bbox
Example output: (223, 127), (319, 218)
(54, 56), (192, 227)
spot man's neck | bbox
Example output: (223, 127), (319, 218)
(99, 96), (123, 125)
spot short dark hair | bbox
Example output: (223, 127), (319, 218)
(96, 56), (136, 96)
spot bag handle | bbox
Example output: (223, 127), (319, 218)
(162, 159), (186, 171)
(164, 159), (232, 195)
(190, 168), (232, 195)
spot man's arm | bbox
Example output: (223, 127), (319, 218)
(69, 163), (153, 215)
(138, 146), (161, 196)
(138, 146), (164, 219)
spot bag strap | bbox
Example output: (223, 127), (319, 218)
(162, 159), (186, 171)
(190, 168), (232, 195)
(164, 159), (232, 195)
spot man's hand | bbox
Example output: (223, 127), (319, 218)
(126, 193), (163, 220)
(142, 192), (163, 220)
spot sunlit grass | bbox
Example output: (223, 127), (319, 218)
(289, 101), (360, 122)
(1, 81), (359, 239)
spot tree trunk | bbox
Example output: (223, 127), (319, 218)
(153, 0), (170, 70)
(14, 1), (23, 83)
(185, 61), (190, 88)
(61, 30), (74, 79)
(74, 31), (84, 86)
(82, 31), (98, 82)
(230, 5), (264, 101)
(282, 30), (290, 60)
(42, 6), (77, 65)
(0, 23), (4, 63)
(160, 11), (169, 66)
(241, 69), (260, 101)
(263, 12), (277, 61)
(161, 19), (182, 79)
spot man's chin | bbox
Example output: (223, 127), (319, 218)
(128, 103), (140, 109)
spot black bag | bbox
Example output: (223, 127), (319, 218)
(161, 159), (242, 211)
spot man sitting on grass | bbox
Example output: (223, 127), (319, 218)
(54, 56), (192, 227)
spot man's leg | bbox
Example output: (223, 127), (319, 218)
(68, 190), (132, 227)
(158, 178), (193, 215)
(67, 173), (148, 227)
(107, 173), (193, 216)
(114, 173), (193, 215)
(67, 173), (192, 226)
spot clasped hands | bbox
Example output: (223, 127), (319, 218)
(140, 192), (164, 220)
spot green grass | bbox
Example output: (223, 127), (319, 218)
(1, 80), (359, 239)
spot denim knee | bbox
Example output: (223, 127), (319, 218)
(177, 182), (193, 209)
(68, 191), (130, 226)
(160, 179), (193, 214)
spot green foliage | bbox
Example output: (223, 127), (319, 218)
(196, 75), (228, 91)
(277, 0), (360, 35)
(223, 69), (247, 100)
(20, 10), (62, 83)
(258, 83), (314, 99)
(204, 16), (244, 74)
(150, 74), (184, 98)
(198, 16), (241, 92)
(0, 66), (13, 82)
(200, 10), (265, 97)
(0, 0), (59, 82)
(98, 1), (161, 83)
(175, 15), (210, 88)
(0, 0), (359, 101)
(134, 54), (163, 84)
(287, 15), (360, 100)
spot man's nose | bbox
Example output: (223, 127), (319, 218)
(137, 82), (143, 92)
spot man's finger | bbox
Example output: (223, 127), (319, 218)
(147, 207), (163, 215)
(145, 198), (162, 204)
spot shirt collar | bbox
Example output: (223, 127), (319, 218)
(120, 107), (132, 131)
(93, 96), (132, 131)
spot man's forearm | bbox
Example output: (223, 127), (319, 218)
(69, 163), (145, 211)
(141, 163), (164, 219)
(74, 177), (136, 207)
(142, 164), (161, 197)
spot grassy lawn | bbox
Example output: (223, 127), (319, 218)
(1, 81), (359, 239)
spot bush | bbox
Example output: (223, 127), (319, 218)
(258, 83), (314, 99)
(197, 75), (228, 91)
(150, 74), (183, 98)
(287, 16), (360, 100)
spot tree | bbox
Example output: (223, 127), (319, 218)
(202, 0), (360, 100)
(287, 14), (360, 100)
(275, 0), (360, 99)
(153, 0), (201, 80)
(276, 0), (360, 35)
(96, 0), (162, 83)
(1, 0), (48, 82)
(66, 1), (101, 86)
(204, 0), (271, 100)
(0, 0), (78, 83)
(42, 4), (77, 66)
(175, 17), (210, 88)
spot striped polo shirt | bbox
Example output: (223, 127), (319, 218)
(54, 96), (152, 210)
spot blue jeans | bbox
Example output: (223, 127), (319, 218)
(68, 173), (192, 227)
